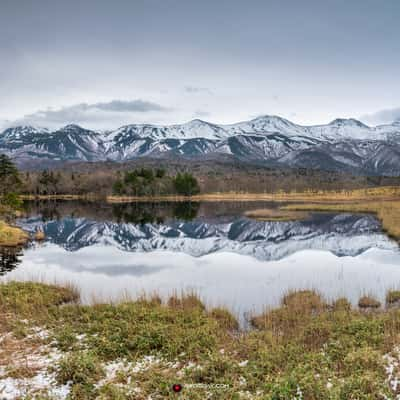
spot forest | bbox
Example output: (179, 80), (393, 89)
(3, 154), (400, 198)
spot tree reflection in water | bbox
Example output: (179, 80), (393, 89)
(0, 246), (23, 276)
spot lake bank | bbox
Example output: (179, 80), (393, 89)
(0, 221), (28, 247)
(1, 281), (400, 399)
(17, 185), (400, 203)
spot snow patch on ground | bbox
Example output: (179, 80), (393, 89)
(0, 327), (70, 399)
(384, 346), (400, 398)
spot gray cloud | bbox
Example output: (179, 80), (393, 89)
(184, 86), (213, 95)
(360, 107), (400, 126)
(192, 110), (210, 118)
(8, 100), (171, 129)
(1, 1), (400, 126)
(91, 100), (169, 113)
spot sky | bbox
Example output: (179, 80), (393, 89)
(1, 0), (400, 130)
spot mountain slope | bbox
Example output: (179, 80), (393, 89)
(1, 115), (400, 175)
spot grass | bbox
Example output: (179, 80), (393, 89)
(106, 185), (400, 203)
(21, 185), (400, 203)
(0, 220), (28, 246)
(3, 282), (400, 398)
(244, 208), (310, 221)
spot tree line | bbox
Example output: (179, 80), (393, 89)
(0, 155), (201, 198)
(3, 153), (400, 201)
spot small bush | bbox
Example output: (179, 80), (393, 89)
(209, 307), (239, 330)
(332, 297), (352, 312)
(358, 296), (381, 309)
(281, 290), (326, 313)
(167, 293), (205, 311)
(56, 351), (104, 385)
(386, 290), (400, 306)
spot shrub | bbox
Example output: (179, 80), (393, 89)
(332, 297), (352, 312)
(209, 307), (239, 330)
(358, 296), (381, 309)
(56, 351), (104, 385)
(386, 290), (400, 306)
(173, 172), (200, 196)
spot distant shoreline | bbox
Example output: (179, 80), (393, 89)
(18, 186), (400, 203)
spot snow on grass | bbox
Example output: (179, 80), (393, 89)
(0, 327), (70, 399)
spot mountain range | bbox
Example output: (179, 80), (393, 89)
(2, 115), (400, 175)
(17, 213), (397, 261)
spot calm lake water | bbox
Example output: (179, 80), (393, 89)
(1, 200), (400, 318)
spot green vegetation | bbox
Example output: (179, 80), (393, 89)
(0, 155), (27, 245)
(173, 172), (200, 196)
(2, 282), (400, 399)
(0, 154), (22, 209)
(111, 168), (200, 197)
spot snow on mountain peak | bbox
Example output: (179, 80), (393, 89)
(328, 118), (369, 128)
(2, 115), (400, 175)
(0, 125), (49, 141)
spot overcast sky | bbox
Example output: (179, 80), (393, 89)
(1, 0), (400, 130)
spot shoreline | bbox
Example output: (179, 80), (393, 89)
(18, 185), (400, 203)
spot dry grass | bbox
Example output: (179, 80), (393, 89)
(0, 221), (28, 246)
(106, 185), (400, 203)
(34, 229), (46, 241)
(244, 208), (310, 221)
(19, 194), (98, 201)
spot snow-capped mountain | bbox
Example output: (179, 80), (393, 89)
(0, 124), (105, 161)
(17, 213), (397, 261)
(1, 115), (400, 175)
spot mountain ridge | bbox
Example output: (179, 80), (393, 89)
(1, 115), (400, 175)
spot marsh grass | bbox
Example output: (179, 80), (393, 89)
(244, 208), (310, 221)
(3, 283), (400, 398)
(0, 220), (28, 246)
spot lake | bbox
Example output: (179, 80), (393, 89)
(1, 200), (399, 319)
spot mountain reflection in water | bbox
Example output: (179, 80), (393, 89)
(16, 203), (397, 260)
(1, 200), (398, 314)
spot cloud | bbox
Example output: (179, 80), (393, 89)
(90, 100), (169, 112)
(192, 110), (210, 118)
(6, 99), (171, 130)
(360, 107), (400, 125)
(184, 86), (213, 95)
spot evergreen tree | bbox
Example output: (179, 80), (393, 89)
(0, 154), (22, 208)
(0, 154), (21, 197)
(174, 172), (200, 196)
